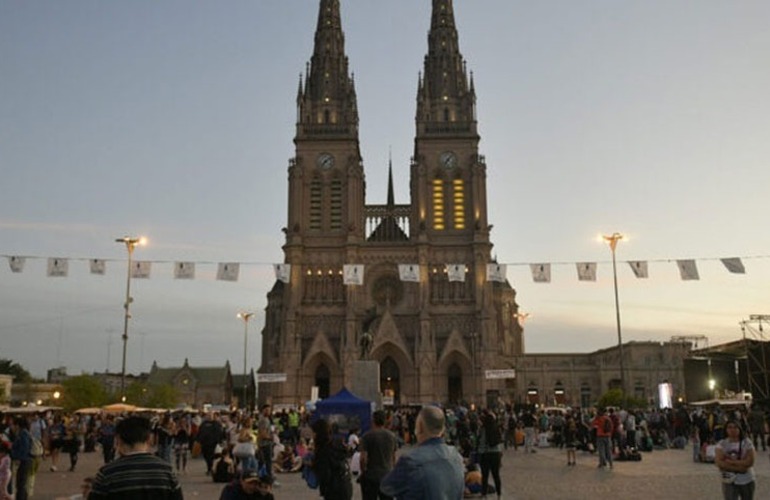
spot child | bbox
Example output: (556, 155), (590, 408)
(690, 427), (701, 463)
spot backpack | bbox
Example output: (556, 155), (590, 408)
(602, 417), (612, 434)
(30, 437), (44, 458)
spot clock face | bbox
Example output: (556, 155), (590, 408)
(317, 153), (335, 169)
(439, 151), (457, 169)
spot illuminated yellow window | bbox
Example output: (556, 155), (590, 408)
(453, 179), (465, 229)
(432, 179), (445, 230)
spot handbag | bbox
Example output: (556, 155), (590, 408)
(233, 441), (255, 458)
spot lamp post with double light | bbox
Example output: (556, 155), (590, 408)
(237, 312), (254, 409)
(115, 236), (146, 401)
(602, 232), (626, 396)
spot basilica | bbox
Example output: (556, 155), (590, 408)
(257, 0), (688, 409)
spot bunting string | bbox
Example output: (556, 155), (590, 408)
(2, 253), (769, 283)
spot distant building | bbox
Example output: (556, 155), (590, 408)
(146, 359), (233, 409)
(513, 341), (691, 409)
(0, 374), (12, 405)
(46, 367), (68, 384)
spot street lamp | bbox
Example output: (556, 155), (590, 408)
(115, 235), (146, 401)
(602, 232), (626, 396)
(237, 312), (255, 409)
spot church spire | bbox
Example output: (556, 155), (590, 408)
(416, 0), (477, 137)
(296, 0), (359, 139)
(387, 153), (395, 208)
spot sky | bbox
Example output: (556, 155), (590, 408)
(1, 0), (769, 380)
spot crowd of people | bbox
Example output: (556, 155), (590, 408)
(0, 401), (766, 499)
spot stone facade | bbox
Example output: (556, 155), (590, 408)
(258, 0), (522, 407)
(256, 1), (692, 409)
(147, 359), (233, 409)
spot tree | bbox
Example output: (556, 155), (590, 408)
(0, 359), (33, 383)
(60, 375), (108, 412)
(597, 388), (648, 410)
(125, 382), (179, 409)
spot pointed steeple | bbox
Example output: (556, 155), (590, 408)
(387, 152), (395, 208)
(416, 0), (477, 137)
(296, 0), (359, 139)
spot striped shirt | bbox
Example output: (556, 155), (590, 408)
(89, 452), (183, 500)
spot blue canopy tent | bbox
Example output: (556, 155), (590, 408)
(313, 387), (372, 435)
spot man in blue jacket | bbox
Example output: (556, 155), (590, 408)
(380, 406), (464, 500)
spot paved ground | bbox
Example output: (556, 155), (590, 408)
(28, 444), (770, 499)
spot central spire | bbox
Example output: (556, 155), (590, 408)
(296, 0), (359, 139)
(416, 0), (477, 137)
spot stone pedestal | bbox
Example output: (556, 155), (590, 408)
(351, 360), (382, 409)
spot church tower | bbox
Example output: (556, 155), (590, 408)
(258, 0), (522, 408)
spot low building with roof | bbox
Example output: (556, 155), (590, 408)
(146, 358), (233, 409)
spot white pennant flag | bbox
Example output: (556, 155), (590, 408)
(217, 262), (240, 282)
(720, 257), (745, 274)
(530, 263), (551, 283)
(343, 264), (364, 285)
(174, 262), (195, 280)
(576, 262), (597, 282)
(628, 261), (648, 278)
(398, 264), (420, 282)
(47, 258), (68, 277)
(446, 264), (466, 282)
(90, 259), (106, 275)
(486, 263), (507, 283)
(677, 260), (699, 281)
(274, 263), (291, 283)
(131, 261), (152, 279)
(8, 256), (25, 273)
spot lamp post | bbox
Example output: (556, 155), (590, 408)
(603, 232), (626, 396)
(237, 312), (254, 409)
(115, 236), (146, 401)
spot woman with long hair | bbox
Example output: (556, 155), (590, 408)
(311, 419), (352, 500)
(477, 410), (503, 499)
(715, 419), (756, 500)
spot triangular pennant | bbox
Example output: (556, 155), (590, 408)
(628, 261), (648, 278)
(530, 263), (551, 283)
(446, 264), (466, 282)
(174, 262), (195, 279)
(677, 260), (699, 280)
(576, 262), (597, 282)
(8, 256), (25, 273)
(274, 263), (291, 283)
(131, 261), (152, 279)
(486, 263), (507, 283)
(216, 262), (240, 282)
(398, 264), (420, 282)
(720, 257), (745, 274)
(90, 259), (106, 275)
(343, 264), (364, 285)
(47, 258), (68, 277)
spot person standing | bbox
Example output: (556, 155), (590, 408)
(380, 406), (464, 500)
(477, 410), (503, 499)
(257, 406), (274, 478)
(97, 415), (116, 464)
(311, 418), (352, 500)
(10, 417), (32, 500)
(197, 413), (225, 476)
(593, 409), (614, 470)
(521, 410), (536, 454)
(88, 416), (183, 499)
(359, 410), (398, 500)
(715, 419), (756, 500)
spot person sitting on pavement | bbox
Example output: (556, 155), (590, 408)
(219, 468), (274, 500)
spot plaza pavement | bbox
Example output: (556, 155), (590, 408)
(31, 444), (770, 499)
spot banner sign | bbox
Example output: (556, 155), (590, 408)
(485, 369), (516, 380)
(256, 373), (287, 383)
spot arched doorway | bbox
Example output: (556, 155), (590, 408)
(315, 364), (330, 399)
(448, 363), (463, 405)
(380, 357), (400, 405)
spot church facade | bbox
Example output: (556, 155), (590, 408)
(257, 0), (523, 408)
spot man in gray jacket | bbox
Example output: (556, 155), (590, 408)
(380, 406), (464, 500)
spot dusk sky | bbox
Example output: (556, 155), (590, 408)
(2, 0), (769, 380)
